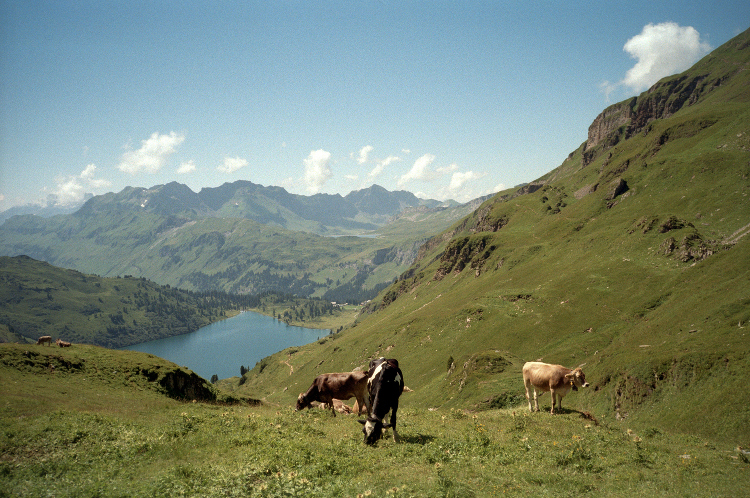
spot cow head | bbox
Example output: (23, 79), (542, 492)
(295, 393), (310, 411)
(358, 417), (390, 445)
(565, 367), (590, 390)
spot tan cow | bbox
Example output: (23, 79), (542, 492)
(310, 399), (354, 414)
(296, 371), (370, 417)
(36, 336), (52, 346)
(523, 361), (589, 414)
(56, 338), (72, 348)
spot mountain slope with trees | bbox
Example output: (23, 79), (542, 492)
(1, 255), (253, 348)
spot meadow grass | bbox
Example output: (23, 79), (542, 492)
(2, 343), (748, 497)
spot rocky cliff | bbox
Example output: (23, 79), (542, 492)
(583, 28), (749, 167)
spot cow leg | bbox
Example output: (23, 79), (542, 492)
(357, 393), (370, 417)
(524, 379), (534, 412)
(549, 390), (557, 414)
(390, 403), (400, 443)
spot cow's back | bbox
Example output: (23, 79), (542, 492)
(523, 361), (568, 391)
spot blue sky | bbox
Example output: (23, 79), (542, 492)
(1, 1), (747, 210)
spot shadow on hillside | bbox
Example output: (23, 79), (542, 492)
(537, 407), (599, 425)
(400, 433), (436, 445)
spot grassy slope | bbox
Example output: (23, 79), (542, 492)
(2, 342), (747, 497)
(236, 30), (750, 446)
(0, 256), (241, 348)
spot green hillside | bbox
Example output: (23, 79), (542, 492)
(0, 255), (250, 348)
(234, 29), (750, 445)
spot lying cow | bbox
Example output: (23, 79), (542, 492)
(36, 335), (52, 346)
(359, 358), (404, 444)
(296, 371), (370, 417)
(56, 338), (71, 348)
(309, 399), (354, 414)
(523, 361), (589, 414)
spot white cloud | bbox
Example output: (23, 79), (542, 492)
(217, 156), (248, 174)
(437, 163), (459, 175)
(49, 176), (85, 206)
(87, 177), (112, 189)
(178, 160), (196, 174)
(448, 170), (483, 192)
(81, 164), (111, 189)
(46, 164), (112, 206)
(357, 145), (374, 165)
(368, 155), (401, 181)
(603, 22), (711, 97)
(397, 153), (436, 187)
(118, 131), (185, 174)
(303, 149), (332, 194)
(80, 163), (97, 179)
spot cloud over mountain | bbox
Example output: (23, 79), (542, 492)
(217, 156), (248, 174)
(118, 132), (185, 175)
(602, 22), (712, 97)
(398, 153), (436, 187)
(304, 149), (332, 194)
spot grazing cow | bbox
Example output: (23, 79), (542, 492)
(296, 371), (370, 417)
(359, 358), (404, 444)
(36, 336), (52, 346)
(523, 361), (589, 414)
(56, 338), (71, 348)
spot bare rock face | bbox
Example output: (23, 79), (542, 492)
(574, 183), (598, 199)
(585, 98), (637, 151)
(582, 67), (727, 169)
(604, 178), (629, 201)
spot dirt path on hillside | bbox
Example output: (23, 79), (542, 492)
(283, 359), (294, 375)
(726, 221), (750, 245)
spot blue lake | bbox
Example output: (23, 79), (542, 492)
(122, 311), (326, 380)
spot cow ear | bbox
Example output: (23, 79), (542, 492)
(357, 419), (366, 425)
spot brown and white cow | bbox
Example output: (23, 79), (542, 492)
(296, 371), (370, 417)
(36, 336), (52, 346)
(523, 361), (589, 414)
(358, 357), (404, 444)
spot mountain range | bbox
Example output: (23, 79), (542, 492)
(72, 181), (459, 235)
(0, 182), (486, 301)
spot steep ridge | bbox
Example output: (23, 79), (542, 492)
(238, 28), (750, 444)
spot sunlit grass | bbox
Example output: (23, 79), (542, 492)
(0, 362), (750, 496)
